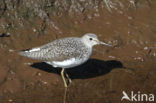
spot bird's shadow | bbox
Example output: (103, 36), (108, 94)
(31, 59), (123, 79)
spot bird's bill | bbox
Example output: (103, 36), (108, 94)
(99, 41), (113, 47)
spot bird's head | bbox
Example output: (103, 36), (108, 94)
(82, 33), (112, 47)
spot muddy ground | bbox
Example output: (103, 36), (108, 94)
(0, 0), (156, 103)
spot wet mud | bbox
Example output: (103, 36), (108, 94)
(0, 0), (156, 103)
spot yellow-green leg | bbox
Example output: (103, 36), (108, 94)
(61, 68), (67, 88)
(65, 72), (72, 84)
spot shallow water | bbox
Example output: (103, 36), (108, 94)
(0, 0), (156, 103)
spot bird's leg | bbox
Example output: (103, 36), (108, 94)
(61, 68), (67, 88)
(65, 72), (72, 84)
(63, 87), (68, 103)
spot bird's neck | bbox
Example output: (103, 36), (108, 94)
(81, 38), (93, 48)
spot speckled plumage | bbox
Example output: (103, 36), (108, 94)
(19, 34), (96, 68)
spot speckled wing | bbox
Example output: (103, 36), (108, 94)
(41, 37), (87, 61)
(19, 37), (89, 62)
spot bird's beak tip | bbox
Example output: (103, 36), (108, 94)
(99, 41), (113, 47)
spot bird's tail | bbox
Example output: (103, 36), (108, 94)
(18, 50), (28, 57)
(18, 48), (41, 60)
(18, 49), (32, 58)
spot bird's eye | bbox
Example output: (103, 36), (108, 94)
(89, 38), (93, 40)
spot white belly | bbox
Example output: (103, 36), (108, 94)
(46, 57), (88, 68)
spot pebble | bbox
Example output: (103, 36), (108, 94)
(108, 55), (116, 59)
(8, 99), (13, 102)
(0, 32), (10, 37)
(144, 46), (148, 50)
